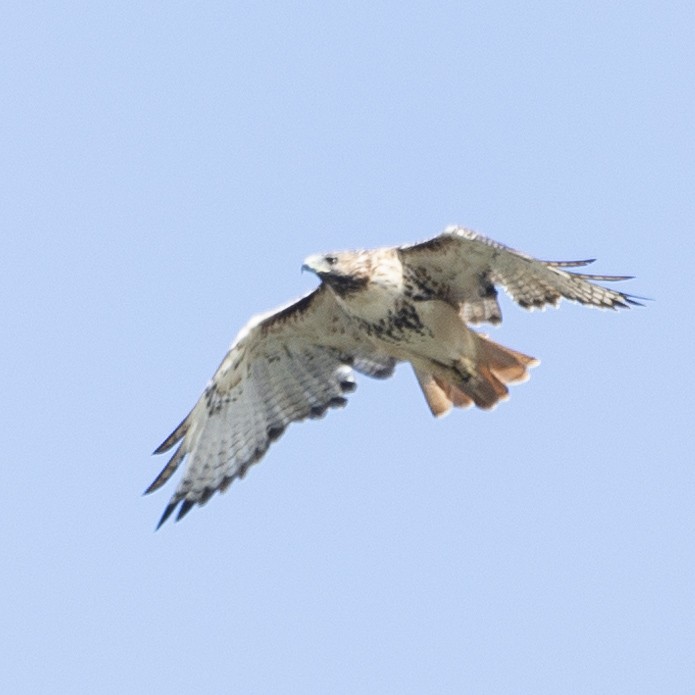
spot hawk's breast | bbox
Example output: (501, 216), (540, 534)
(355, 300), (433, 345)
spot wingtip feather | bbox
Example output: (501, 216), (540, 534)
(153, 415), (190, 454)
(145, 441), (187, 495)
(543, 258), (596, 268)
(155, 500), (178, 530)
(176, 499), (196, 523)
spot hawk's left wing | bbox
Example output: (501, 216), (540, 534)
(399, 226), (641, 325)
(147, 285), (396, 528)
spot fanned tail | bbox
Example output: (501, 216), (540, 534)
(412, 335), (538, 416)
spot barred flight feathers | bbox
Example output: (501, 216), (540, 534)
(399, 226), (641, 322)
(148, 286), (395, 528)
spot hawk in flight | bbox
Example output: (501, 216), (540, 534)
(148, 227), (639, 527)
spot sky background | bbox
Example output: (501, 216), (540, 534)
(2, 2), (694, 693)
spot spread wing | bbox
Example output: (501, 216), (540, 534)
(398, 226), (641, 324)
(147, 285), (396, 528)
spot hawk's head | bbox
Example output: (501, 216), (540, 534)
(302, 251), (372, 297)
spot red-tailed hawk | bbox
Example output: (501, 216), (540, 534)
(148, 226), (639, 527)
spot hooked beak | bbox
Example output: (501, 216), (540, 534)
(301, 254), (324, 275)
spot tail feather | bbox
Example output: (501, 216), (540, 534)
(413, 368), (454, 417)
(412, 334), (538, 415)
(476, 363), (510, 403)
(478, 334), (539, 384)
(433, 377), (474, 409)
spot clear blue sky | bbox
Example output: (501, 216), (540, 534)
(2, 2), (693, 693)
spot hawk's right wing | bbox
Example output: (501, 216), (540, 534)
(147, 285), (396, 528)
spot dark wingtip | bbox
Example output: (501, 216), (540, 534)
(618, 293), (651, 308)
(153, 434), (179, 456)
(155, 500), (179, 530)
(154, 497), (198, 530)
(569, 272), (636, 282)
(145, 442), (187, 496)
(176, 499), (196, 523)
(143, 476), (167, 496)
(544, 258), (597, 268)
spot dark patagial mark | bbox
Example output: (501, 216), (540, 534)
(403, 235), (454, 253)
(264, 290), (317, 326)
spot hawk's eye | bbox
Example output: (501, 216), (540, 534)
(325, 255), (338, 266)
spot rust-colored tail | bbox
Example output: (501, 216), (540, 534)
(412, 335), (538, 417)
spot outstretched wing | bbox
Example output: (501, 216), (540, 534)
(399, 226), (641, 324)
(147, 285), (396, 528)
